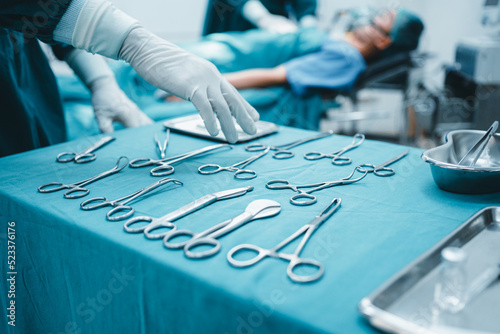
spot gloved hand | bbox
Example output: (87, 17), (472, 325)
(118, 26), (259, 143)
(62, 0), (259, 143)
(88, 76), (153, 133)
(242, 0), (297, 34)
(65, 49), (153, 133)
(299, 15), (319, 28)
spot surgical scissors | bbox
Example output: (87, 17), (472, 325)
(80, 177), (182, 221)
(163, 199), (281, 259)
(38, 156), (128, 199)
(266, 167), (367, 206)
(155, 129), (170, 159)
(356, 150), (409, 177)
(245, 130), (334, 159)
(130, 144), (231, 176)
(304, 133), (365, 165)
(228, 198), (341, 283)
(124, 186), (254, 236)
(56, 136), (115, 163)
(198, 147), (270, 180)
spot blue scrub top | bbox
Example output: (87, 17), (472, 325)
(284, 39), (366, 97)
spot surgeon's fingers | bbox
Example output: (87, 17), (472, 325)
(96, 114), (115, 133)
(221, 80), (258, 135)
(221, 78), (260, 122)
(207, 85), (238, 144)
(191, 90), (219, 137)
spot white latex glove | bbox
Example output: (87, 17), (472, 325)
(242, 0), (297, 34)
(65, 49), (153, 133)
(299, 15), (318, 28)
(88, 76), (153, 133)
(118, 26), (259, 143)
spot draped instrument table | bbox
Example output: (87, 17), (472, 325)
(1, 123), (498, 334)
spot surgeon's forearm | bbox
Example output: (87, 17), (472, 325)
(224, 66), (288, 90)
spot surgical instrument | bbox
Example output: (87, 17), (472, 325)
(458, 120), (498, 167)
(80, 177), (182, 221)
(56, 136), (115, 163)
(163, 199), (281, 259)
(155, 129), (170, 159)
(356, 150), (409, 177)
(304, 133), (365, 165)
(124, 186), (253, 236)
(266, 167), (367, 206)
(130, 144), (231, 176)
(38, 156), (128, 199)
(228, 198), (341, 283)
(245, 130), (334, 159)
(198, 147), (270, 180)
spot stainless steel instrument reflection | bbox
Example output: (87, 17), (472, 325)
(304, 133), (365, 165)
(228, 198), (341, 283)
(56, 136), (115, 163)
(38, 156), (128, 199)
(198, 147), (270, 179)
(266, 167), (367, 206)
(130, 144), (231, 176)
(80, 178), (182, 221)
(123, 186), (254, 236)
(245, 130), (334, 159)
(163, 199), (281, 259)
(356, 150), (409, 177)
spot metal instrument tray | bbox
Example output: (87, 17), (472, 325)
(163, 114), (279, 143)
(359, 206), (500, 334)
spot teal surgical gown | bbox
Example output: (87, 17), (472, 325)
(203, 0), (317, 35)
(0, 0), (71, 157)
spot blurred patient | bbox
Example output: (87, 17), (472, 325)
(166, 7), (423, 100)
(224, 8), (424, 96)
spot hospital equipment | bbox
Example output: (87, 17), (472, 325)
(422, 129), (500, 194)
(163, 199), (281, 259)
(434, 247), (468, 313)
(266, 167), (367, 206)
(155, 129), (170, 159)
(356, 150), (409, 177)
(228, 198), (341, 283)
(38, 156), (128, 199)
(56, 136), (115, 163)
(124, 186), (253, 236)
(198, 147), (270, 179)
(304, 133), (365, 165)
(458, 121), (498, 166)
(80, 177), (182, 221)
(130, 144), (231, 176)
(245, 130), (334, 159)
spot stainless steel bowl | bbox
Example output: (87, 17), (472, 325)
(421, 130), (500, 194)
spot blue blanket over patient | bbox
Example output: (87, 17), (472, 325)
(58, 28), (334, 140)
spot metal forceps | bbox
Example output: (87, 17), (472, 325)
(228, 198), (341, 283)
(245, 130), (334, 159)
(155, 129), (170, 159)
(266, 167), (367, 206)
(80, 177), (182, 221)
(123, 186), (254, 236)
(304, 133), (365, 165)
(57, 136), (115, 163)
(356, 149), (409, 177)
(38, 156), (128, 199)
(198, 147), (270, 180)
(163, 199), (281, 259)
(130, 144), (231, 176)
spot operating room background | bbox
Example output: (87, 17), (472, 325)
(50, 0), (490, 145)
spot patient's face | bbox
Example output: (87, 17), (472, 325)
(353, 10), (395, 50)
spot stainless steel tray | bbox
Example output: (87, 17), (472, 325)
(359, 207), (500, 334)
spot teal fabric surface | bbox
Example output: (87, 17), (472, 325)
(1, 124), (498, 334)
